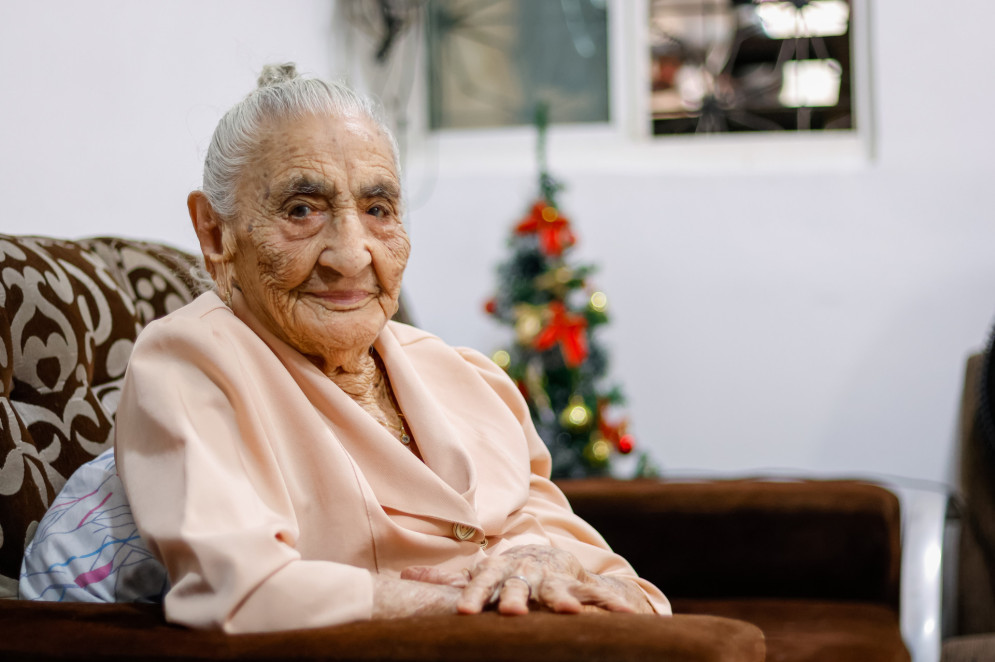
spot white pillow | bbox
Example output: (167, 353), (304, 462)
(19, 448), (168, 602)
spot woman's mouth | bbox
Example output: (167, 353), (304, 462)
(303, 289), (375, 309)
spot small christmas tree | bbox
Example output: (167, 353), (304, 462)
(484, 106), (650, 479)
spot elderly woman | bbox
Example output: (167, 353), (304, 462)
(114, 64), (669, 633)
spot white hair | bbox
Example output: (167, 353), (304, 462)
(202, 63), (399, 220)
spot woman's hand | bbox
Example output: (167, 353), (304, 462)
(402, 544), (654, 616)
(371, 575), (462, 619)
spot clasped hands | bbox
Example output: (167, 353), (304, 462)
(400, 544), (652, 616)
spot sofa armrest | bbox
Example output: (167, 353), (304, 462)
(0, 600), (764, 662)
(558, 478), (902, 607)
(892, 484), (949, 662)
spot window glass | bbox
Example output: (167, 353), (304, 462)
(427, 0), (610, 130)
(650, 0), (854, 134)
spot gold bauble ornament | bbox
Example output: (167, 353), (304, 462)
(559, 395), (592, 431)
(583, 437), (612, 467)
(589, 291), (608, 312)
(534, 266), (575, 297)
(491, 350), (511, 369)
(514, 305), (543, 344)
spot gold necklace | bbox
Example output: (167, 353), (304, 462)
(370, 349), (412, 445)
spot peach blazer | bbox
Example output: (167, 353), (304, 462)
(115, 291), (670, 633)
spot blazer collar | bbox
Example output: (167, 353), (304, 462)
(230, 291), (480, 529)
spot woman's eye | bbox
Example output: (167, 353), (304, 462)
(367, 205), (388, 219)
(289, 204), (312, 219)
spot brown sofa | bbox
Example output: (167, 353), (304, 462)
(943, 349), (995, 661)
(0, 234), (911, 661)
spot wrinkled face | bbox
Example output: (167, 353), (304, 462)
(228, 112), (410, 364)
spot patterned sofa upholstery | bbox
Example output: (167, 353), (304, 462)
(0, 235), (206, 596)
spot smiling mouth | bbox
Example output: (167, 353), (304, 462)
(302, 289), (376, 309)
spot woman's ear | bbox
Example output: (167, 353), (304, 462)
(188, 191), (225, 279)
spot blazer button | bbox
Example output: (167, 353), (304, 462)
(452, 522), (476, 541)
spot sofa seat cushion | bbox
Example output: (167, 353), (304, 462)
(0, 600), (765, 662)
(673, 597), (908, 662)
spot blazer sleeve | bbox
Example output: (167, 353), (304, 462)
(456, 347), (672, 615)
(114, 312), (375, 633)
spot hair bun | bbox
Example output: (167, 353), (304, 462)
(257, 63), (298, 88)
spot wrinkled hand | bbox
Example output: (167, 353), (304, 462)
(401, 544), (652, 616)
(371, 575), (462, 620)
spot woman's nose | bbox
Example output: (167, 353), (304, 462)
(317, 211), (372, 277)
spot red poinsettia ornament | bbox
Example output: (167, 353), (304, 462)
(515, 201), (576, 257)
(532, 301), (588, 367)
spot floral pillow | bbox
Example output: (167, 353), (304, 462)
(19, 448), (168, 603)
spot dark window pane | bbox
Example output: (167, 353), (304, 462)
(650, 0), (854, 134)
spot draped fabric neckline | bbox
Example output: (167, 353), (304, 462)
(229, 290), (481, 530)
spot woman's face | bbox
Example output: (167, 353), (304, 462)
(228, 112), (410, 365)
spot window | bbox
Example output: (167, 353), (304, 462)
(650, 0), (855, 134)
(426, 0), (611, 130)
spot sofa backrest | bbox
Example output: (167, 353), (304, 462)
(561, 478), (903, 608)
(0, 235), (207, 596)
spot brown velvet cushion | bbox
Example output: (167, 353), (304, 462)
(674, 598), (907, 662)
(559, 478), (902, 608)
(0, 601), (765, 662)
(0, 235), (204, 593)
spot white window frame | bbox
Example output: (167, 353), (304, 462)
(382, 0), (874, 178)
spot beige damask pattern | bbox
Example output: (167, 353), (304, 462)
(0, 235), (206, 595)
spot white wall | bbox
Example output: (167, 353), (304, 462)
(0, 0), (341, 253)
(2, 0), (991, 485)
(400, 0), (995, 485)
